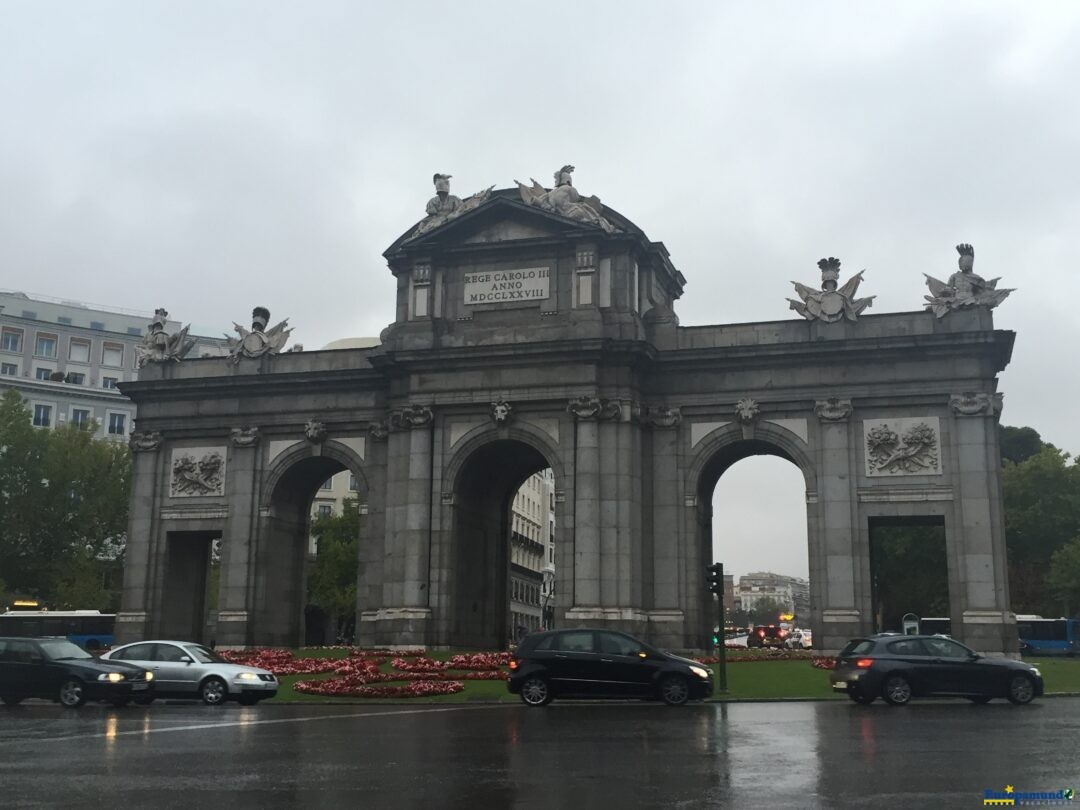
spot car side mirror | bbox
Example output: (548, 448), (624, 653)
(180, 656), (193, 664)
(970, 652), (982, 660)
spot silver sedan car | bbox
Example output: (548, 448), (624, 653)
(101, 641), (278, 706)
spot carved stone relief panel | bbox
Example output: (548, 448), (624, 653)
(170, 447), (228, 497)
(863, 417), (942, 477)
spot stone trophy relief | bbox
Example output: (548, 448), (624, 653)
(863, 417), (942, 477)
(169, 447), (228, 497)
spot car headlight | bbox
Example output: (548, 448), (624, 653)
(236, 672), (259, 681)
(98, 672), (124, 683)
(689, 665), (711, 679)
(145, 671), (153, 682)
(1029, 667), (1041, 678)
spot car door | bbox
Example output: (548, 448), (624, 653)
(1, 640), (47, 698)
(547, 631), (601, 696)
(152, 643), (202, 695)
(110, 642), (159, 690)
(883, 638), (938, 694)
(923, 637), (987, 694)
(595, 631), (654, 697)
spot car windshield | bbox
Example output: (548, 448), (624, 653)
(39, 640), (93, 660)
(839, 639), (875, 656)
(185, 645), (226, 664)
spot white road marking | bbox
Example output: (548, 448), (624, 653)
(8, 705), (513, 745)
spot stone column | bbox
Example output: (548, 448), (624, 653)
(566, 397), (603, 609)
(645, 407), (684, 648)
(215, 427), (261, 646)
(814, 399), (865, 652)
(115, 431), (163, 644)
(356, 420), (388, 647)
(949, 392), (1016, 653)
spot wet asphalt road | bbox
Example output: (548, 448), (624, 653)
(2, 698), (1079, 809)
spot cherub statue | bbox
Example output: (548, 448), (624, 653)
(923, 244), (1013, 318)
(135, 308), (196, 367)
(226, 306), (292, 363)
(788, 258), (875, 323)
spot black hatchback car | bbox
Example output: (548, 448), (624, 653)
(507, 628), (713, 706)
(831, 634), (1044, 706)
(0, 637), (154, 708)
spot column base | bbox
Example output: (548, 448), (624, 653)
(114, 612), (149, 645)
(960, 610), (1019, 656)
(359, 607), (431, 648)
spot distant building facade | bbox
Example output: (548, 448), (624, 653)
(509, 469), (555, 639)
(735, 571), (810, 620)
(0, 290), (226, 440)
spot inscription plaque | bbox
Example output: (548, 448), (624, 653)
(463, 267), (550, 305)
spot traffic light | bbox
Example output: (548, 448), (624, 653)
(705, 563), (724, 595)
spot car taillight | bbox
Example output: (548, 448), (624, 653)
(778, 630), (788, 638)
(855, 658), (874, 669)
(508, 659), (519, 671)
(758, 629), (765, 637)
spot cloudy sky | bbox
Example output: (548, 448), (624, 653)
(2, 2), (1077, 579)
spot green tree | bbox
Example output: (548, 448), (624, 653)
(999, 425), (1047, 465)
(0, 390), (131, 608)
(1045, 537), (1080, 617)
(306, 500), (360, 643)
(870, 523), (949, 632)
(747, 596), (788, 627)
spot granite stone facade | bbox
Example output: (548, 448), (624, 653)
(116, 188), (1017, 655)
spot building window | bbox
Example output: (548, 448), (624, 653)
(32, 403), (52, 427)
(319, 477), (333, 491)
(68, 338), (91, 364)
(348, 474), (359, 492)
(102, 376), (119, 389)
(107, 412), (127, 436)
(1, 362), (17, 376)
(90, 321), (105, 331)
(101, 342), (124, 367)
(317, 504), (333, 518)
(65, 372), (85, 385)
(127, 327), (142, 336)
(35, 334), (58, 358)
(2, 328), (23, 352)
(71, 408), (91, 428)
(21, 310), (37, 319)
(57, 316), (72, 325)
(36, 367), (52, 380)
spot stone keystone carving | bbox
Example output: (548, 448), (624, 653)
(229, 427), (260, 447)
(644, 406), (682, 428)
(135, 308), (196, 367)
(367, 421), (389, 441)
(490, 400), (514, 425)
(866, 422), (939, 475)
(129, 431), (162, 452)
(411, 174), (494, 238)
(567, 396), (621, 421)
(815, 397), (853, 422)
(516, 165), (618, 234)
(171, 451), (225, 496)
(389, 404), (433, 430)
(226, 307), (293, 363)
(924, 244), (1014, 318)
(735, 398), (760, 424)
(950, 392), (994, 416)
(304, 419), (327, 444)
(788, 258), (875, 323)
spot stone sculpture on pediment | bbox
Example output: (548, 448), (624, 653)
(229, 427), (260, 447)
(949, 392), (994, 417)
(411, 174), (494, 239)
(789, 258), (875, 323)
(815, 397), (853, 422)
(516, 165), (618, 234)
(129, 431), (162, 452)
(135, 308), (195, 367)
(304, 419), (327, 444)
(226, 307), (292, 363)
(170, 450), (226, 497)
(924, 244), (1013, 318)
(490, 400), (514, 425)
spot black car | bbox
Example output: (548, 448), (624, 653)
(507, 628), (713, 706)
(0, 637), (154, 708)
(747, 625), (788, 649)
(830, 634), (1044, 706)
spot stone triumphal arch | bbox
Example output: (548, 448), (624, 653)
(117, 169), (1017, 654)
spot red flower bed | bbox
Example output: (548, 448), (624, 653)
(447, 652), (511, 670)
(295, 678), (464, 698)
(391, 656), (449, 673)
(811, 657), (837, 670)
(219, 648), (340, 675)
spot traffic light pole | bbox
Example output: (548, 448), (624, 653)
(716, 562), (728, 693)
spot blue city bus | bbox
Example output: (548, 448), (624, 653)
(0, 610), (116, 651)
(1017, 617), (1079, 656)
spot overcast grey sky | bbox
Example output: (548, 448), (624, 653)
(2, 2), (1077, 579)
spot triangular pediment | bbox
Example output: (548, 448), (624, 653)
(384, 190), (625, 257)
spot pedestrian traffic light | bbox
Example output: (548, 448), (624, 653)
(705, 562), (724, 595)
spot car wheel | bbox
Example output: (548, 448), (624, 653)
(200, 676), (228, 706)
(968, 696), (992, 705)
(1007, 674), (1036, 705)
(848, 691), (875, 705)
(238, 694), (260, 706)
(2, 695), (24, 707)
(659, 675), (690, 706)
(881, 674), (912, 706)
(519, 677), (552, 707)
(59, 679), (87, 708)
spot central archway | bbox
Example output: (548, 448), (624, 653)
(447, 438), (557, 649)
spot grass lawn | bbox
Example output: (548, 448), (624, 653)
(264, 649), (1080, 704)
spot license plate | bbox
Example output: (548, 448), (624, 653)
(132, 683), (148, 691)
(831, 682), (848, 691)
